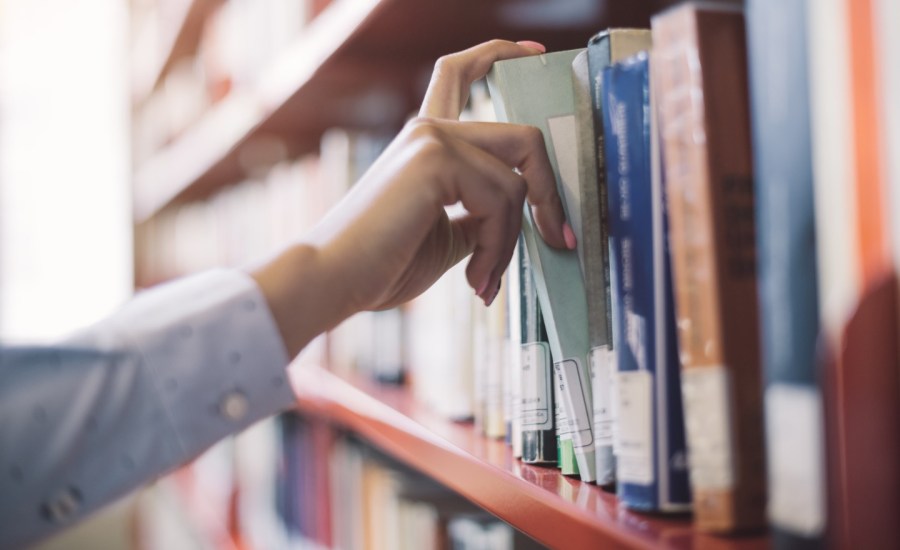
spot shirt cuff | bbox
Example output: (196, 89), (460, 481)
(105, 268), (296, 463)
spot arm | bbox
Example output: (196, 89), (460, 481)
(0, 39), (570, 549)
(0, 270), (293, 549)
(252, 39), (572, 358)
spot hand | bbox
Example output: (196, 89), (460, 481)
(251, 40), (572, 358)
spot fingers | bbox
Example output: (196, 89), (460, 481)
(420, 39), (546, 119)
(429, 133), (528, 304)
(412, 118), (570, 250)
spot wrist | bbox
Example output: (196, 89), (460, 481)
(247, 242), (358, 358)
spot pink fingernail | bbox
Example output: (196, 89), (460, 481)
(563, 222), (577, 250)
(484, 280), (501, 307)
(475, 277), (490, 297)
(516, 40), (547, 53)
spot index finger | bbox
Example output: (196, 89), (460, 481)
(408, 118), (570, 250)
(419, 39), (546, 119)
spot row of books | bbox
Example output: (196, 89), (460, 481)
(137, 0), (900, 546)
(135, 128), (385, 284)
(277, 413), (544, 550)
(405, 0), (899, 543)
(453, 0), (899, 547)
(152, 411), (543, 549)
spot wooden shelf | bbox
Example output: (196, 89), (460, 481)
(290, 365), (769, 550)
(133, 0), (671, 222)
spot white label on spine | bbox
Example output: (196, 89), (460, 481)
(554, 358), (574, 439)
(590, 346), (614, 444)
(554, 358), (594, 449)
(520, 342), (553, 430)
(616, 369), (653, 484)
(765, 384), (826, 536)
(680, 366), (734, 490)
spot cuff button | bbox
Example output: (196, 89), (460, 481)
(219, 390), (249, 421)
(41, 486), (82, 523)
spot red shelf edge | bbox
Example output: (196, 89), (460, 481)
(289, 365), (770, 550)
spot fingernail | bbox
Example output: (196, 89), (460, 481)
(485, 280), (502, 307)
(475, 277), (490, 297)
(563, 222), (577, 250)
(516, 40), (547, 53)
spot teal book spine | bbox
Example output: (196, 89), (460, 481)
(487, 49), (596, 482)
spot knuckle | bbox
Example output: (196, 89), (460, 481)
(434, 54), (459, 74)
(410, 136), (449, 167)
(523, 125), (545, 149)
(405, 118), (444, 144)
(487, 39), (509, 51)
(414, 138), (447, 164)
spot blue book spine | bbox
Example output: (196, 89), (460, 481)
(747, 0), (825, 546)
(602, 54), (691, 512)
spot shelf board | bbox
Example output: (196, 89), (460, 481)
(133, 0), (668, 223)
(290, 364), (769, 550)
(133, 0), (223, 105)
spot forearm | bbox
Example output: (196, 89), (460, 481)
(0, 270), (295, 549)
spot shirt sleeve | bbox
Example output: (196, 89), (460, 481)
(0, 269), (296, 549)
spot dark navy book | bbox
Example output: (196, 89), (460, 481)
(747, 0), (825, 546)
(601, 53), (691, 512)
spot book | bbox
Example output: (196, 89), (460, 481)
(601, 53), (691, 512)
(516, 240), (557, 465)
(487, 49), (596, 482)
(571, 49), (615, 489)
(878, 0), (900, 278)
(473, 277), (512, 440)
(506, 241), (524, 458)
(407, 259), (475, 421)
(822, 273), (900, 549)
(584, 27), (653, 489)
(652, 2), (766, 531)
(746, 0), (825, 545)
(808, 0), (900, 545)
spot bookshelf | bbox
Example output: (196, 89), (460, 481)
(132, 0), (223, 104)
(132, 0), (669, 222)
(292, 365), (768, 550)
(131, 0), (779, 548)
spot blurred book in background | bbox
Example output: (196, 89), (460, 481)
(653, 2), (766, 533)
(746, 0), (826, 546)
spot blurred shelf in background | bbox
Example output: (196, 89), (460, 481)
(131, 0), (669, 223)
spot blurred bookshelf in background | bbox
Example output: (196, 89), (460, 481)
(128, 0), (899, 549)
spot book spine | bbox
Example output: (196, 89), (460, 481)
(487, 52), (596, 481)
(847, 0), (891, 283)
(518, 239), (557, 465)
(809, 0), (900, 546)
(587, 29), (655, 490)
(653, 4), (766, 531)
(507, 241), (524, 458)
(602, 54), (690, 512)
(878, 0), (900, 277)
(574, 47), (616, 488)
(482, 272), (508, 440)
(473, 297), (489, 436)
(746, 0), (825, 546)
(520, 209), (582, 477)
(589, 34), (623, 488)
